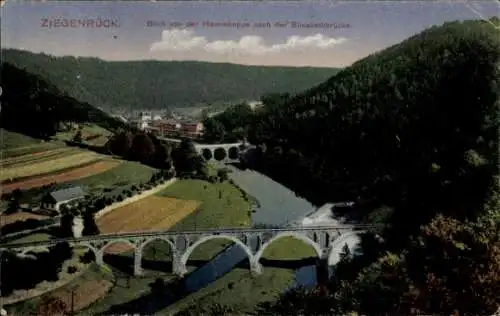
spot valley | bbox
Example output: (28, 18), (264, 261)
(0, 4), (499, 315)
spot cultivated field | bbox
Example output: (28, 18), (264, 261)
(0, 211), (50, 226)
(73, 160), (157, 192)
(1, 147), (78, 169)
(2, 160), (122, 193)
(1, 152), (103, 181)
(97, 196), (200, 254)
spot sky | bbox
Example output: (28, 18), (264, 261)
(1, 1), (499, 68)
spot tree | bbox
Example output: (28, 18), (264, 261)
(172, 138), (205, 175)
(151, 140), (172, 169)
(60, 213), (75, 238)
(402, 214), (500, 315)
(82, 212), (99, 236)
(107, 130), (133, 157)
(202, 117), (226, 143)
(5, 188), (22, 214)
(129, 133), (156, 163)
(72, 129), (83, 143)
(217, 169), (229, 182)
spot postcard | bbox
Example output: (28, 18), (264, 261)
(1, 1), (499, 316)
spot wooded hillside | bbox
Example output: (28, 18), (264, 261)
(203, 19), (500, 315)
(0, 63), (127, 138)
(2, 49), (339, 110)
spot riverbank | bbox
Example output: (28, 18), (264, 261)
(226, 165), (315, 226)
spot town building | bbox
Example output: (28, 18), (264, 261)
(180, 122), (204, 139)
(154, 119), (181, 137)
(144, 125), (160, 136)
(40, 186), (86, 213)
(150, 119), (204, 139)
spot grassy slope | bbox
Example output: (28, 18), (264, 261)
(53, 123), (112, 146)
(72, 160), (156, 192)
(0, 129), (63, 158)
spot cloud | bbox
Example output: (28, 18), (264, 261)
(150, 29), (347, 55)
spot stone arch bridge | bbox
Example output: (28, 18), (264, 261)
(158, 137), (248, 164)
(195, 143), (248, 164)
(1, 225), (375, 278)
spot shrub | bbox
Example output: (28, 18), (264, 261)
(208, 176), (217, 184)
(80, 250), (95, 263)
(67, 266), (77, 274)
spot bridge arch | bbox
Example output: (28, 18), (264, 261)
(213, 147), (227, 161)
(70, 241), (101, 263)
(253, 232), (323, 264)
(202, 148), (213, 160)
(180, 234), (254, 267)
(327, 231), (363, 266)
(138, 237), (175, 255)
(228, 146), (239, 160)
(72, 242), (100, 257)
(100, 238), (137, 253)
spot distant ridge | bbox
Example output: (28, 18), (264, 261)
(2, 49), (341, 110)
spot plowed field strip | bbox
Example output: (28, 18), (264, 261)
(1, 147), (74, 165)
(0, 212), (49, 226)
(1, 160), (122, 193)
(1, 152), (100, 181)
(1, 149), (80, 169)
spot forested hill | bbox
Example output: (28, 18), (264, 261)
(0, 63), (127, 139)
(248, 19), (499, 219)
(242, 17), (500, 316)
(1, 49), (339, 110)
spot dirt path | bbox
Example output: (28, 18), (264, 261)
(95, 178), (178, 219)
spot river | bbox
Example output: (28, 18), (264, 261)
(182, 165), (361, 295)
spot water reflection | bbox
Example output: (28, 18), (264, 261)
(226, 165), (316, 226)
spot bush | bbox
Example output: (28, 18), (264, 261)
(116, 195), (124, 202)
(80, 250), (95, 263)
(217, 169), (229, 182)
(67, 266), (77, 274)
(208, 176), (217, 184)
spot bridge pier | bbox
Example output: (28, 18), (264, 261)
(250, 259), (263, 275)
(316, 258), (330, 285)
(173, 254), (188, 277)
(134, 248), (143, 276)
(95, 249), (104, 266)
